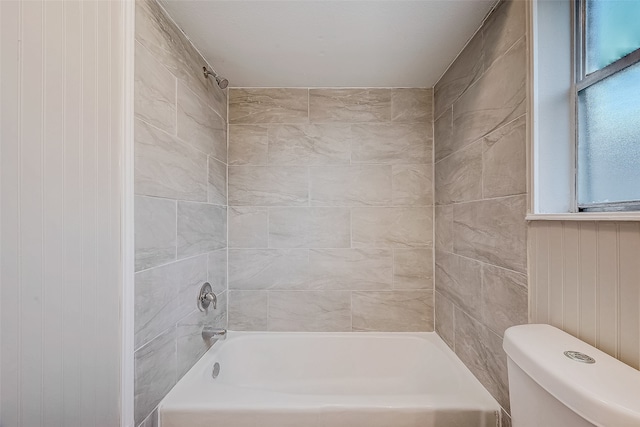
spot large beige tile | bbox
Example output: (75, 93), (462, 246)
(481, 264), (528, 335)
(435, 291), (455, 350)
(135, 196), (176, 271)
(434, 251), (482, 320)
(135, 255), (207, 350)
(434, 205), (454, 253)
(454, 309), (510, 411)
(435, 140), (482, 204)
(393, 248), (433, 289)
(308, 249), (393, 290)
(227, 291), (268, 331)
(391, 88), (433, 123)
(309, 89), (390, 123)
(483, 115), (526, 198)
(228, 125), (269, 166)
(229, 88), (308, 124)
(452, 37), (526, 149)
(269, 207), (351, 248)
(135, 118), (207, 202)
(174, 254), (213, 320)
(310, 165), (392, 207)
(134, 328), (176, 425)
(352, 207), (433, 248)
(176, 81), (226, 162)
(228, 249), (309, 290)
(483, 0), (526, 70)
(134, 41), (176, 135)
(207, 249), (227, 295)
(453, 195), (527, 273)
(434, 33), (484, 118)
(268, 124), (350, 165)
(135, 0), (226, 119)
(352, 291), (434, 332)
(268, 291), (351, 331)
(434, 107), (454, 162)
(208, 156), (227, 206)
(392, 164), (433, 206)
(135, 265), (178, 350)
(176, 202), (226, 259)
(351, 123), (432, 164)
(228, 166), (308, 206)
(228, 207), (268, 248)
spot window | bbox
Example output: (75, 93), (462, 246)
(575, 0), (640, 211)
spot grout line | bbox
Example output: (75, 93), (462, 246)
(134, 115), (226, 161)
(434, 113), (526, 165)
(431, 88), (437, 330)
(435, 247), (527, 280)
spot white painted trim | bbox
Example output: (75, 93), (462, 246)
(529, 0), (574, 215)
(527, 213), (640, 222)
(526, 0), (534, 215)
(121, 0), (136, 426)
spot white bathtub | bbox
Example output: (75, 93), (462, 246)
(159, 332), (500, 427)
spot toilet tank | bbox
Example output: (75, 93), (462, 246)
(503, 324), (640, 427)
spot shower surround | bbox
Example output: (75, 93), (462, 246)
(227, 88), (435, 332)
(433, 0), (528, 423)
(133, 0), (228, 425)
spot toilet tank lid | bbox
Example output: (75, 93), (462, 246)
(503, 324), (640, 427)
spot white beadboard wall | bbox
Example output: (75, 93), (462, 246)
(529, 221), (640, 369)
(1, 1), (127, 426)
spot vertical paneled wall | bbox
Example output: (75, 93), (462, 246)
(133, 1), (227, 425)
(433, 0), (528, 421)
(227, 88), (434, 332)
(529, 221), (640, 370)
(1, 1), (124, 426)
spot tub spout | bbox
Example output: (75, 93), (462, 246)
(202, 327), (227, 341)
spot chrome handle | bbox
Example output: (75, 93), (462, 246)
(197, 282), (217, 311)
(203, 292), (217, 308)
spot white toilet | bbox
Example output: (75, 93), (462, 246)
(503, 324), (640, 427)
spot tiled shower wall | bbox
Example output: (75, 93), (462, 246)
(226, 88), (434, 332)
(133, 1), (227, 425)
(433, 0), (528, 422)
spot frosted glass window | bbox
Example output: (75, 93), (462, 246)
(578, 61), (640, 205)
(586, 0), (640, 74)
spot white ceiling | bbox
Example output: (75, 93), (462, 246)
(159, 0), (497, 88)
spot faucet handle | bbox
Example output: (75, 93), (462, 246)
(197, 282), (217, 312)
(203, 292), (217, 308)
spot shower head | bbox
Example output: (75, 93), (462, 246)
(203, 66), (229, 89)
(216, 76), (229, 90)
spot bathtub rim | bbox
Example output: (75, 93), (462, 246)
(159, 330), (500, 414)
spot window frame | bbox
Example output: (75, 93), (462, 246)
(574, 0), (640, 212)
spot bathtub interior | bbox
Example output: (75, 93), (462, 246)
(212, 334), (461, 395)
(159, 331), (500, 427)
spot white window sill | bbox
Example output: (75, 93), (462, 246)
(527, 212), (640, 222)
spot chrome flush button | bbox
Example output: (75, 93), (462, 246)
(564, 350), (596, 364)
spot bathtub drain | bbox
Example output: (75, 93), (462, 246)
(212, 362), (220, 379)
